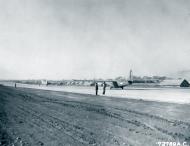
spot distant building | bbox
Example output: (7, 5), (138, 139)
(41, 80), (48, 85)
(159, 79), (183, 86)
(180, 79), (190, 87)
(160, 79), (190, 87)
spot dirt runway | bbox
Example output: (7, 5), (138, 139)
(0, 85), (190, 146)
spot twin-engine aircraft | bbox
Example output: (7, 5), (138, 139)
(109, 80), (132, 90)
(92, 70), (133, 90)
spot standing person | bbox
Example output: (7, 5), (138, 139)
(14, 83), (16, 88)
(102, 82), (107, 95)
(95, 82), (98, 95)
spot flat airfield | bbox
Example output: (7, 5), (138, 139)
(0, 85), (190, 146)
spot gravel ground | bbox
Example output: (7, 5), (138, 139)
(0, 85), (190, 146)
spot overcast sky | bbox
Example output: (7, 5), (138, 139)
(0, 0), (190, 80)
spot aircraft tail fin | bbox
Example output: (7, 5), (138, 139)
(112, 81), (120, 88)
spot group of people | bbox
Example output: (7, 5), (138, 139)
(95, 81), (107, 95)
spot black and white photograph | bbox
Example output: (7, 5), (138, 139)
(0, 0), (190, 146)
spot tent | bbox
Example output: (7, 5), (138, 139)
(180, 79), (190, 87)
